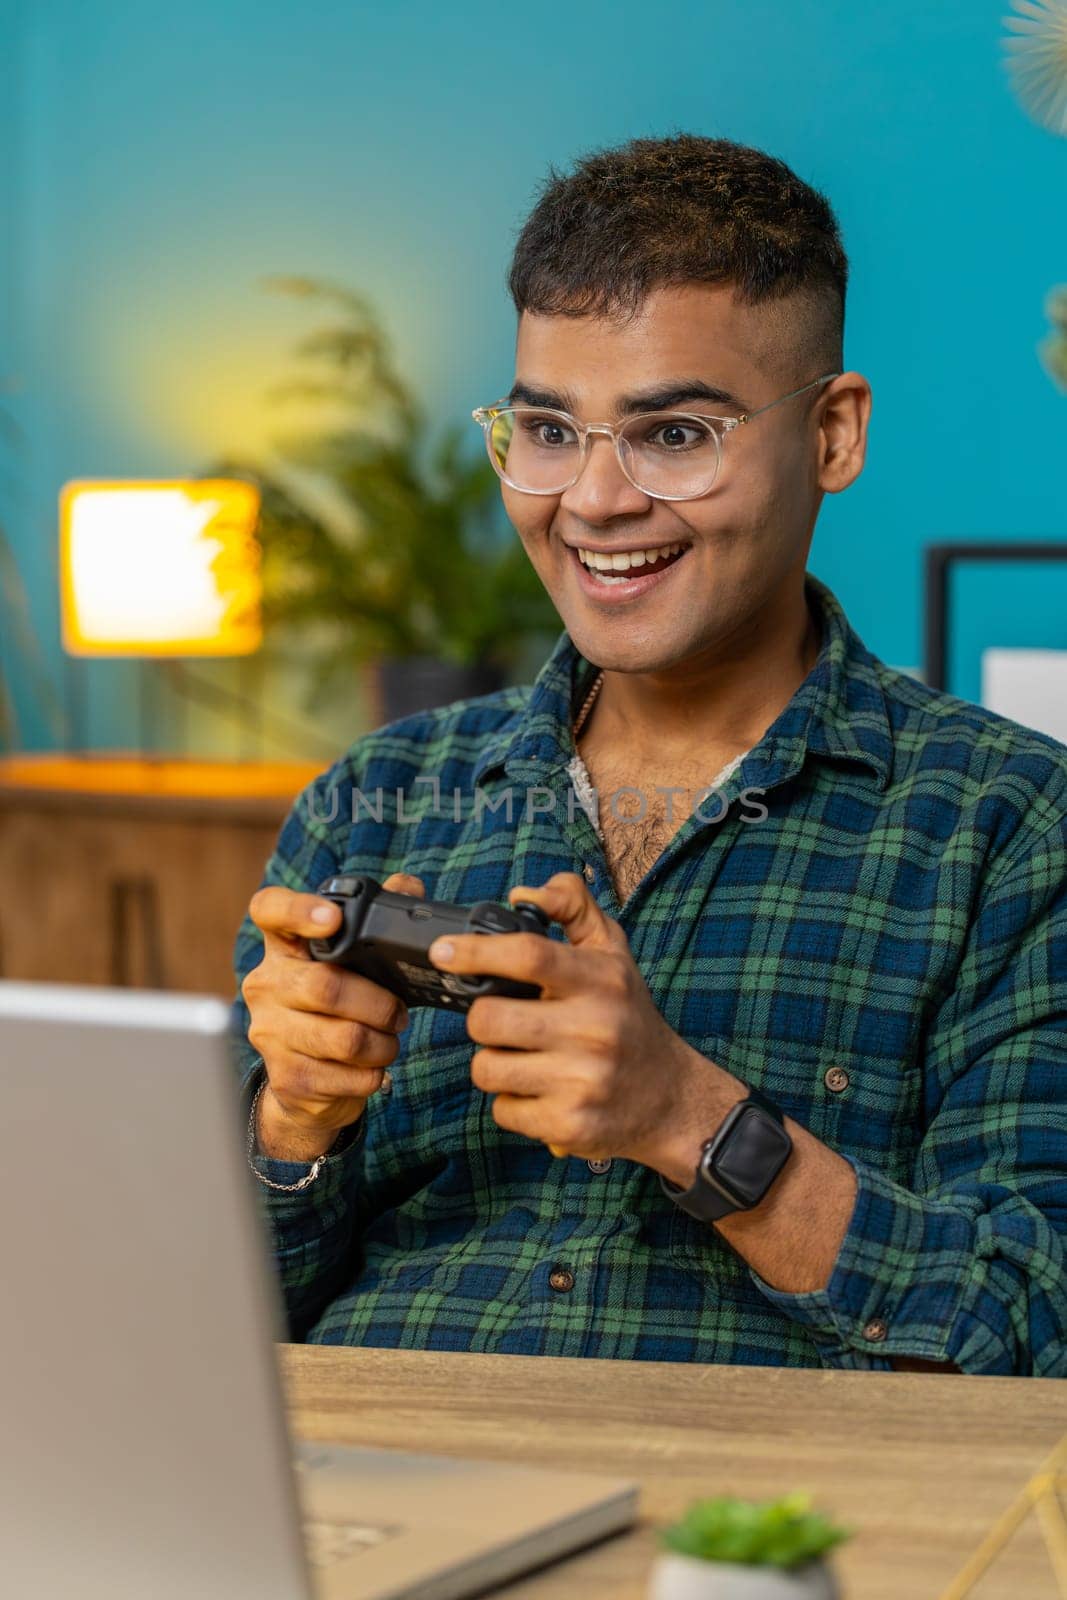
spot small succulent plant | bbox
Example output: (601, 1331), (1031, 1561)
(658, 1493), (851, 1571)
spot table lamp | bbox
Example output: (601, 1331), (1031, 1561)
(59, 478), (262, 755)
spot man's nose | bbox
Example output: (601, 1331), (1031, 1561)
(559, 430), (649, 518)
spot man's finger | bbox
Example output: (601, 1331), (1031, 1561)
(270, 1053), (387, 1102)
(507, 872), (623, 951)
(279, 959), (410, 1031)
(383, 872), (426, 897)
(466, 994), (566, 1052)
(470, 1046), (557, 1097)
(290, 1012), (401, 1070)
(250, 873), (425, 959)
(249, 885), (343, 957)
(428, 927), (597, 997)
(488, 1089), (572, 1152)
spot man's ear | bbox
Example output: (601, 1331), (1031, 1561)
(818, 372), (871, 495)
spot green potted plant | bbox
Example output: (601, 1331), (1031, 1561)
(203, 277), (559, 726)
(648, 1493), (851, 1599)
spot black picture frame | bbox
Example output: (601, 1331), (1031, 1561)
(923, 542), (1067, 692)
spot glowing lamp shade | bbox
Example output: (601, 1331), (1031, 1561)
(60, 479), (262, 657)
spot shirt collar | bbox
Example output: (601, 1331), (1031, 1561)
(472, 571), (893, 793)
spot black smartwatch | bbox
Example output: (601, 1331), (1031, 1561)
(659, 1082), (793, 1223)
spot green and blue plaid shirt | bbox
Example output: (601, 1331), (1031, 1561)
(231, 572), (1067, 1375)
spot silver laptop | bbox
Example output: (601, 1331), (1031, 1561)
(0, 980), (638, 1600)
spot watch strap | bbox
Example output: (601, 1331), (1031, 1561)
(735, 1082), (783, 1123)
(659, 1082), (791, 1222)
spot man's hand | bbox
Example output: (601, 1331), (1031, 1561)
(428, 870), (745, 1165)
(243, 872), (422, 1159)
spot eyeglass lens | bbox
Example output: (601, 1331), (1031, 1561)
(486, 409), (722, 497)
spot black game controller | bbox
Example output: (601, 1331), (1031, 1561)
(307, 873), (553, 1012)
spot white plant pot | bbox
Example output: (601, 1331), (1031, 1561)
(647, 1551), (839, 1600)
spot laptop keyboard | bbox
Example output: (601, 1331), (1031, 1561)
(294, 1450), (403, 1570)
(302, 1517), (400, 1569)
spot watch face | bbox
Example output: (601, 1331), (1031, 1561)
(700, 1104), (792, 1208)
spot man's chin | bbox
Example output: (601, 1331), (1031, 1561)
(558, 619), (697, 677)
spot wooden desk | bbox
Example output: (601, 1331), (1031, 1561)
(279, 1345), (1067, 1600)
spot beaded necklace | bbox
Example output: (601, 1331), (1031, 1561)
(572, 668), (605, 741)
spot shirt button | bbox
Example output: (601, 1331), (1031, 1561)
(582, 862), (596, 884)
(824, 1066), (850, 1093)
(862, 1317), (888, 1342)
(379, 1071), (393, 1097)
(548, 1267), (575, 1292)
(587, 1157), (612, 1174)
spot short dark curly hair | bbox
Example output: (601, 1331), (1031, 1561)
(508, 132), (847, 380)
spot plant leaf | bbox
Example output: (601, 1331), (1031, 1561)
(202, 278), (560, 680)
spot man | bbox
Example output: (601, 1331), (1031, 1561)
(232, 133), (1067, 1375)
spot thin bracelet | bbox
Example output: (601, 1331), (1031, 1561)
(246, 1077), (332, 1193)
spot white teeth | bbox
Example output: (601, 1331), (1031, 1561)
(576, 541), (687, 573)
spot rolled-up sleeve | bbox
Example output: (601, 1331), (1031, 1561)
(751, 812), (1067, 1376)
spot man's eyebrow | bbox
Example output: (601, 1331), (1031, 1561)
(505, 378), (750, 415)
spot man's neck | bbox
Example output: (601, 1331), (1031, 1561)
(582, 580), (822, 764)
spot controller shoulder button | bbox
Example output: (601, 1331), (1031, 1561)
(468, 901), (513, 931)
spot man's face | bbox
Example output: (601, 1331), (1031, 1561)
(502, 282), (838, 675)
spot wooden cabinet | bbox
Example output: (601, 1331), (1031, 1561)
(0, 756), (321, 997)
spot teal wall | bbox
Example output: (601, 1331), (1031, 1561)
(2, 0), (1065, 753)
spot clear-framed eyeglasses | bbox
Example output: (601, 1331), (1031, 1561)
(472, 372), (840, 502)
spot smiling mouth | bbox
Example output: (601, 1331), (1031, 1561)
(571, 541), (691, 584)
